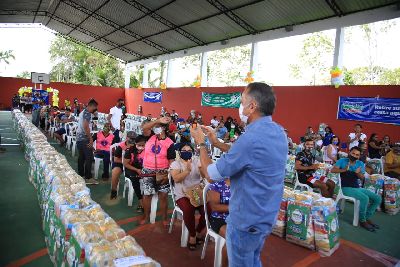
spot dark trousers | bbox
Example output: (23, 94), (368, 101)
(113, 130), (121, 143)
(95, 150), (111, 178)
(128, 176), (143, 200)
(385, 171), (400, 179)
(176, 197), (206, 237)
(77, 140), (93, 179)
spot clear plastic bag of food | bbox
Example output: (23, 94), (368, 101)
(112, 236), (145, 257)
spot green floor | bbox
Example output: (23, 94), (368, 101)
(0, 111), (399, 266)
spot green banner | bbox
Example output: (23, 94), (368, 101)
(201, 92), (241, 108)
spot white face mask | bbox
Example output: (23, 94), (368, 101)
(239, 103), (249, 124)
(153, 127), (163, 135)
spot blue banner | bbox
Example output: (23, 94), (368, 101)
(143, 92), (162, 103)
(337, 97), (400, 125)
(32, 89), (49, 110)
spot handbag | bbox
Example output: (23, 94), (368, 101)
(178, 160), (205, 207)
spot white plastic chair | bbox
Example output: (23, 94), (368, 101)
(331, 172), (360, 226)
(65, 122), (77, 150)
(150, 194), (159, 224)
(71, 136), (77, 157)
(122, 177), (135, 206)
(167, 173), (190, 247)
(293, 172), (313, 192)
(201, 183), (226, 267)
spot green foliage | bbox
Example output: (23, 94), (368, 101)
(0, 50), (15, 65)
(289, 32), (334, 85)
(379, 68), (400, 85)
(49, 36), (124, 87)
(16, 71), (31, 79)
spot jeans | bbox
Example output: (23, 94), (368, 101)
(113, 130), (121, 143)
(342, 187), (382, 222)
(226, 223), (268, 267)
(77, 140), (93, 179)
(94, 150), (110, 178)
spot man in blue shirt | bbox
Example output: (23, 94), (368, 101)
(331, 146), (381, 232)
(191, 82), (287, 267)
(216, 121), (228, 140)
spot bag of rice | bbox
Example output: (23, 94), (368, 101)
(364, 174), (384, 196)
(383, 177), (400, 215)
(285, 155), (296, 184)
(286, 191), (317, 250)
(272, 187), (294, 237)
(311, 197), (340, 256)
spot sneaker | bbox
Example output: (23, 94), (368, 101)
(85, 178), (99, 185)
(110, 190), (118, 200)
(360, 221), (375, 232)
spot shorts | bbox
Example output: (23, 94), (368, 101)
(112, 162), (123, 169)
(141, 168), (170, 195)
(55, 128), (66, 135)
(209, 216), (226, 234)
(298, 172), (328, 187)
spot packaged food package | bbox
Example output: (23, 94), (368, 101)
(113, 255), (161, 267)
(60, 207), (90, 228)
(286, 191), (315, 250)
(364, 174), (385, 196)
(285, 155), (296, 184)
(311, 197), (340, 256)
(272, 187), (294, 237)
(85, 204), (108, 221)
(112, 236), (145, 257)
(85, 240), (123, 267)
(70, 183), (88, 194)
(383, 177), (400, 215)
(366, 159), (384, 175)
(75, 189), (94, 208)
(98, 218), (126, 242)
(72, 222), (104, 246)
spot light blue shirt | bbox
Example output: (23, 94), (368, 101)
(334, 158), (366, 174)
(216, 126), (228, 139)
(207, 116), (288, 233)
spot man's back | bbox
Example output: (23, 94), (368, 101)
(216, 116), (287, 233)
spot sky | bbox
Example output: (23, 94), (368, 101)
(0, 18), (399, 86)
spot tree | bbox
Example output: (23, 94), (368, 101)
(49, 36), (125, 87)
(379, 68), (400, 85)
(0, 50), (15, 64)
(17, 71), (31, 79)
(289, 32), (334, 85)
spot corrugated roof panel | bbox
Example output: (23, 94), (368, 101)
(47, 19), (74, 35)
(124, 41), (163, 57)
(54, 2), (88, 26)
(68, 30), (97, 43)
(182, 14), (248, 43)
(217, 0), (257, 9)
(155, 0), (219, 25)
(80, 16), (115, 36)
(134, 0), (177, 10)
(147, 30), (198, 51)
(126, 16), (171, 37)
(0, 16), (36, 23)
(104, 31), (137, 46)
(108, 48), (140, 61)
(0, 0), (45, 11)
(336, 0), (397, 14)
(90, 40), (115, 51)
(97, 0), (145, 26)
(74, 0), (110, 12)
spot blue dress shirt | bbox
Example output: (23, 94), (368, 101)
(207, 116), (288, 233)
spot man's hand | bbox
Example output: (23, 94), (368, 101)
(201, 125), (218, 145)
(310, 163), (320, 170)
(158, 116), (171, 124)
(190, 125), (205, 145)
(136, 169), (142, 175)
(355, 167), (361, 174)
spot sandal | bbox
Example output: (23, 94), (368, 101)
(136, 206), (144, 213)
(196, 237), (204, 245)
(188, 242), (197, 251)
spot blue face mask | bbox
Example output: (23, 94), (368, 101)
(180, 151), (193, 161)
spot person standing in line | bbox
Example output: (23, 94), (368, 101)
(76, 99), (99, 185)
(190, 82), (287, 267)
(108, 98), (125, 143)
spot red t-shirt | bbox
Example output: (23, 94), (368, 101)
(169, 123), (177, 133)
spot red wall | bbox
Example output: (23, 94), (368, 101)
(125, 86), (400, 143)
(0, 76), (124, 113)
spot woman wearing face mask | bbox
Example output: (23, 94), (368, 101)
(170, 143), (206, 250)
(123, 135), (147, 212)
(92, 122), (115, 180)
(323, 135), (340, 164)
(140, 116), (176, 225)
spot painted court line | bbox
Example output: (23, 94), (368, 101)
(5, 248), (48, 267)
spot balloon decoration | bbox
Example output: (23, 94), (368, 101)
(137, 84), (143, 90)
(193, 75), (201, 88)
(46, 87), (60, 107)
(244, 71), (254, 84)
(160, 82), (167, 90)
(18, 86), (32, 96)
(330, 67), (344, 88)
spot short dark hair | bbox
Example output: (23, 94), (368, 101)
(305, 138), (314, 143)
(330, 135), (340, 144)
(246, 82), (276, 116)
(65, 107), (71, 112)
(350, 146), (361, 153)
(117, 98), (124, 102)
(135, 135), (147, 143)
(355, 123), (362, 128)
(179, 142), (194, 151)
(88, 99), (98, 106)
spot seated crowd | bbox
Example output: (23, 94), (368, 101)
(36, 98), (399, 241)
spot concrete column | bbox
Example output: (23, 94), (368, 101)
(142, 64), (149, 88)
(333, 27), (345, 68)
(200, 52), (208, 86)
